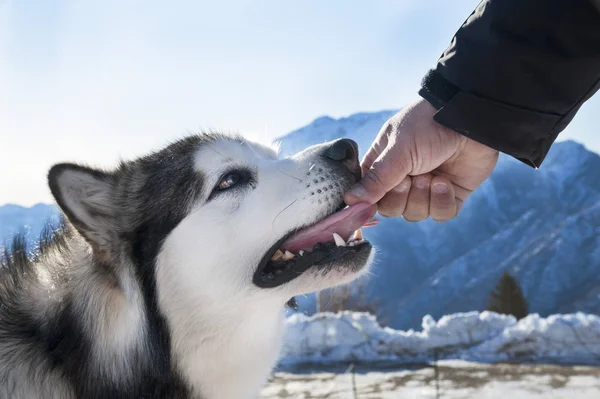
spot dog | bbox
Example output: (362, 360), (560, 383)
(0, 133), (376, 398)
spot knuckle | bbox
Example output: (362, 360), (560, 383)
(364, 168), (385, 188)
(378, 205), (404, 218)
(377, 196), (406, 218)
(379, 121), (394, 136)
(360, 152), (378, 170)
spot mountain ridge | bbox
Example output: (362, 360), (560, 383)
(1, 110), (599, 329)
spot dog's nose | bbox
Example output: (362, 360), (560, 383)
(323, 139), (358, 163)
(322, 138), (360, 178)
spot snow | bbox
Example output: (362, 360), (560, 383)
(262, 362), (600, 399)
(279, 311), (600, 366)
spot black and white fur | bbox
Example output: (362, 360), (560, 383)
(0, 133), (374, 399)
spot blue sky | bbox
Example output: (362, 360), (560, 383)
(1, 0), (599, 206)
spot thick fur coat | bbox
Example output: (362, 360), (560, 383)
(0, 134), (373, 398)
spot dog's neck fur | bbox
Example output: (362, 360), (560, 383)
(167, 300), (286, 399)
(35, 234), (148, 376)
(154, 247), (287, 398)
(35, 232), (286, 399)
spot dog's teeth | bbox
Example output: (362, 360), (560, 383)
(283, 251), (295, 261)
(299, 250), (305, 256)
(333, 233), (346, 247)
(271, 249), (284, 261)
(353, 228), (363, 241)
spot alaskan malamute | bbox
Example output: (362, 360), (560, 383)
(0, 134), (376, 398)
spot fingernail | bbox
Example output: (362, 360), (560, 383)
(432, 182), (448, 194)
(347, 184), (367, 199)
(414, 177), (430, 189)
(393, 180), (410, 193)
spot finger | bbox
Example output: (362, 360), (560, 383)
(431, 174), (472, 216)
(377, 176), (411, 218)
(403, 174), (432, 222)
(360, 125), (390, 176)
(429, 176), (457, 222)
(345, 140), (411, 206)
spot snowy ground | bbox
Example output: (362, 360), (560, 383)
(264, 311), (600, 398)
(280, 311), (600, 366)
(261, 361), (600, 398)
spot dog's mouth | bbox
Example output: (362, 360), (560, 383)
(253, 202), (378, 288)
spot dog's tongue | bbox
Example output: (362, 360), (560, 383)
(281, 203), (378, 253)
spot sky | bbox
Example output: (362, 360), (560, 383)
(1, 0), (599, 206)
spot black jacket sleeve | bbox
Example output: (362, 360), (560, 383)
(418, 0), (600, 167)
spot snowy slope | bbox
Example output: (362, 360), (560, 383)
(280, 311), (600, 366)
(278, 112), (600, 329)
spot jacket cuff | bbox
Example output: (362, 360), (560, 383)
(418, 70), (562, 168)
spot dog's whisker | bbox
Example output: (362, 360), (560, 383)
(205, 143), (224, 157)
(324, 289), (335, 311)
(272, 198), (299, 228)
(276, 168), (302, 182)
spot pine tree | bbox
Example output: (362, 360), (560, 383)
(487, 272), (529, 320)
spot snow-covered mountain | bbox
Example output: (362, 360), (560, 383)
(1, 110), (599, 330)
(276, 110), (397, 159)
(276, 111), (600, 329)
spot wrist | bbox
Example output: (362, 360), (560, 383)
(418, 97), (498, 156)
(417, 98), (466, 144)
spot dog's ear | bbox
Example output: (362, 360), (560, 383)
(48, 163), (116, 255)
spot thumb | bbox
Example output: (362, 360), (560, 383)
(345, 143), (412, 205)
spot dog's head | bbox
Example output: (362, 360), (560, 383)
(48, 134), (375, 312)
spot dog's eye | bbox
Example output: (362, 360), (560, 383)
(210, 169), (256, 199)
(217, 173), (239, 190)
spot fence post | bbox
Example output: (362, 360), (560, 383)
(433, 350), (440, 399)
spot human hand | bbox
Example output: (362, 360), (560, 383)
(345, 98), (499, 222)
